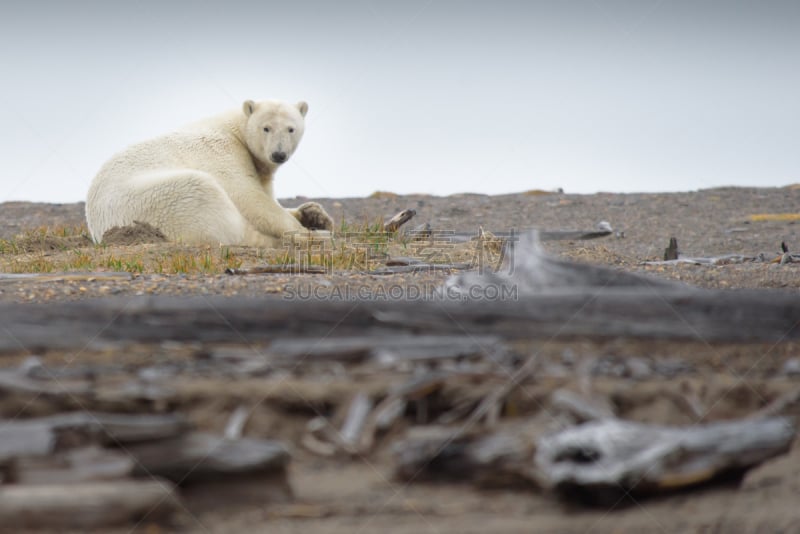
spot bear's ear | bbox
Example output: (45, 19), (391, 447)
(296, 101), (308, 117)
(243, 100), (257, 117)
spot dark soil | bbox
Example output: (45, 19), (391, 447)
(101, 220), (168, 246)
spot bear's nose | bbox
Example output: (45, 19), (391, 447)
(270, 151), (288, 164)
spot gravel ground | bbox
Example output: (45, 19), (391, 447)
(2, 186), (800, 302)
(2, 186), (800, 533)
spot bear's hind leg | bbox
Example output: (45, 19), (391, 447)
(117, 170), (248, 245)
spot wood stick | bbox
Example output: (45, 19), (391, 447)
(226, 264), (328, 275)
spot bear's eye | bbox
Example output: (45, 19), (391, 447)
(288, 127), (295, 133)
(263, 127), (270, 133)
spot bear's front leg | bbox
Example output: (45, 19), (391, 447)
(289, 202), (334, 231)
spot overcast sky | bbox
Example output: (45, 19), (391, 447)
(0, 0), (798, 203)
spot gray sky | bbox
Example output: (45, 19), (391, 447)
(1, 0), (798, 203)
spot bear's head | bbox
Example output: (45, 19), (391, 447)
(242, 99), (308, 169)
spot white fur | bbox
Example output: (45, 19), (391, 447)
(86, 99), (312, 247)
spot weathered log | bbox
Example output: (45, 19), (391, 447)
(128, 432), (290, 484)
(535, 416), (796, 504)
(127, 432), (294, 509)
(394, 415), (797, 499)
(447, 230), (681, 296)
(304, 371), (481, 457)
(383, 209), (417, 233)
(404, 222), (432, 239)
(3, 287), (800, 353)
(0, 480), (179, 529)
(445, 226), (614, 243)
(0, 369), (91, 397)
(9, 446), (133, 484)
(643, 254), (757, 266)
(393, 424), (540, 488)
(268, 335), (505, 365)
(0, 412), (189, 461)
(385, 256), (423, 266)
(226, 264), (328, 275)
(538, 228), (613, 241)
(369, 263), (471, 274)
(664, 237), (679, 260)
(549, 389), (615, 424)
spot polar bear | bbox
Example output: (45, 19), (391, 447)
(85, 99), (333, 247)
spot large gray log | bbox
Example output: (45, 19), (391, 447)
(3, 285), (799, 352)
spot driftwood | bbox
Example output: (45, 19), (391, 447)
(644, 255), (758, 266)
(0, 411), (293, 527)
(299, 370), (476, 457)
(664, 237), (679, 260)
(646, 238), (799, 265)
(338, 392), (373, 453)
(447, 230), (681, 296)
(224, 404), (252, 440)
(393, 415), (797, 501)
(128, 432), (290, 484)
(385, 256), (423, 266)
(0, 480), (180, 530)
(369, 263), (471, 274)
(643, 253), (800, 266)
(126, 432), (294, 508)
(0, 412), (189, 462)
(393, 424), (539, 488)
(404, 222), (432, 239)
(0, 368), (91, 397)
(535, 417), (796, 503)
(3, 286), (800, 354)
(445, 223), (615, 244)
(383, 209), (417, 232)
(549, 389), (616, 424)
(9, 446), (134, 484)
(538, 226), (614, 241)
(268, 335), (506, 366)
(226, 264), (328, 275)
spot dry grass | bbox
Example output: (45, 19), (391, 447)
(747, 213), (800, 222)
(0, 244), (246, 275)
(522, 189), (557, 196)
(0, 219), (492, 275)
(368, 191), (399, 199)
(0, 224), (244, 274)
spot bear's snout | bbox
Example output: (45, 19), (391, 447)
(270, 151), (288, 164)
